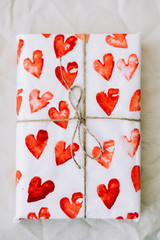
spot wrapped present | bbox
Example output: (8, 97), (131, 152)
(15, 33), (141, 221)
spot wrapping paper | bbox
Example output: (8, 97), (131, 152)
(15, 33), (141, 221)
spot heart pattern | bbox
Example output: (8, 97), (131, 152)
(131, 165), (141, 192)
(60, 192), (83, 219)
(75, 34), (90, 43)
(16, 88), (23, 116)
(117, 54), (139, 81)
(55, 62), (78, 90)
(48, 101), (70, 129)
(29, 89), (53, 113)
(97, 179), (120, 209)
(25, 130), (48, 159)
(126, 212), (139, 219)
(105, 34), (128, 48)
(23, 50), (44, 79)
(96, 89), (119, 116)
(55, 141), (79, 166)
(116, 212), (139, 219)
(17, 39), (24, 64)
(92, 140), (115, 169)
(121, 128), (140, 158)
(54, 34), (77, 58)
(16, 34), (141, 219)
(27, 176), (55, 203)
(42, 34), (51, 38)
(93, 53), (114, 81)
(27, 207), (51, 219)
(15, 170), (22, 186)
(129, 89), (141, 111)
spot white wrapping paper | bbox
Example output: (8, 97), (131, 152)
(15, 33), (141, 221)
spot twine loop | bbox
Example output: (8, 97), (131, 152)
(60, 57), (103, 169)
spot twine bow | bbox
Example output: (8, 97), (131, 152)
(59, 57), (103, 169)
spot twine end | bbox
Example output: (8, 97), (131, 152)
(77, 164), (81, 169)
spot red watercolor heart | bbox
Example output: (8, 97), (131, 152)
(29, 89), (53, 113)
(27, 212), (38, 219)
(93, 53), (114, 81)
(75, 34), (90, 43)
(96, 89), (119, 116)
(97, 178), (120, 209)
(92, 140), (115, 169)
(129, 89), (141, 111)
(127, 212), (139, 219)
(48, 101), (70, 129)
(17, 39), (24, 64)
(60, 192), (83, 219)
(121, 128), (140, 158)
(27, 176), (55, 203)
(117, 54), (139, 81)
(23, 50), (44, 79)
(116, 216), (124, 219)
(105, 34), (128, 48)
(25, 130), (48, 159)
(16, 88), (23, 116)
(55, 62), (78, 90)
(54, 34), (77, 58)
(116, 212), (139, 219)
(42, 34), (51, 38)
(55, 141), (79, 166)
(15, 170), (22, 186)
(27, 207), (51, 219)
(38, 207), (51, 219)
(131, 165), (141, 192)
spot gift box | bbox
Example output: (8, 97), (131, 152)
(15, 33), (141, 221)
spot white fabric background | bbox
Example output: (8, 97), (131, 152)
(0, 0), (160, 239)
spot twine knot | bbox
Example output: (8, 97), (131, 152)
(80, 116), (85, 124)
